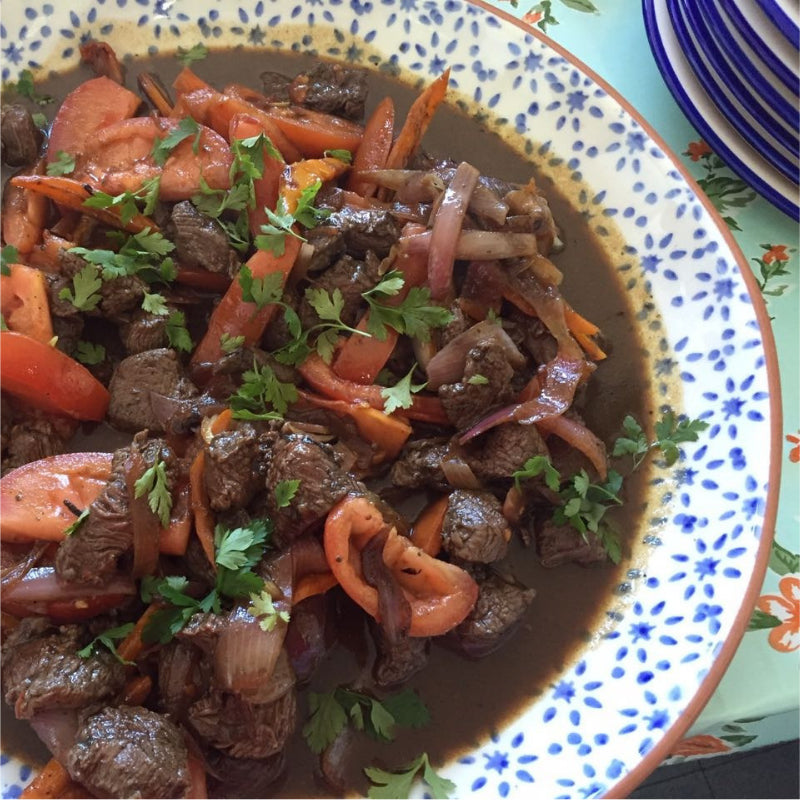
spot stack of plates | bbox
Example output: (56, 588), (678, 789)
(643, 0), (799, 220)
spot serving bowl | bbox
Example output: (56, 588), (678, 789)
(0, 1), (780, 797)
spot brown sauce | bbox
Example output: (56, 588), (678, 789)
(1, 49), (653, 797)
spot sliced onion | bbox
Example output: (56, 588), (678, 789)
(428, 162), (480, 299)
(440, 452), (482, 490)
(403, 229), (539, 261)
(1, 565), (136, 603)
(425, 319), (526, 390)
(1, 541), (49, 594)
(214, 605), (288, 694)
(537, 414), (608, 481)
(291, 535), (330, 583)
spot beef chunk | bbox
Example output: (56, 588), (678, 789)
(1, 105), (42, 166)
(260, 71), (292, 103)
(284, 595), (334, 685)
(2, 619), (125, 719)
(454, 571), (535, 657)
(169, 201), (238, 275)
(99, 275), (147, 320)
(120, 309), (169, 355)
(2, 411), (76, 472)
(302, 225), (346, 273)
(507, 307), (557, 366)
(299, 253), (380, 330)
(535, 519), (608, 567)
(204, 423), (267, 512)
(441, 490), (510, 563)
(187, 651), (296, 760)
(56, 435), (175, 585)
(389, 439), (450, 491)
(66, 705), (190, 799)
(439, 338), (519, 429)
(266, 436), (360, 542)
(288, 63), (367, 121)
(52, 315), (85, 357)
(371, 624), (429, 688)
(108, 348), (198, 433)
(467, 422), (550, 482)
(80, 41), (126, 84)
(326, 208), (400, 257)
(206, 750), (286, 799)
(157, 640), (210, 721)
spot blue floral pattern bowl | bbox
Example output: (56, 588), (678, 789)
(0, 1), (780, 797)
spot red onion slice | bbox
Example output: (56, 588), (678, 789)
(427, 162), (481, 299)
(2, 565), (136, 603)
(440, 453), (483, 490)
(404, 229), (539, 261)
(537, 414), (608, 481)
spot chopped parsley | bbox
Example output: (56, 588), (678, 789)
(363, 271), (453, 342)
(467, 373), (489, 386)
(74, 341), (106, 365)
(220, 332), (246, 353)
(303, 686), (430, 755)
(45, 150), (76, 177)
(141, 291), (169, 317)
(247, 589), (290, 632)
(58, 264), (103, 312)
(64, 507), (90, 537)
(380, 364), (427, 415)
(274, 479), (301, 509)
(364, 752), (454, 799)
(7, 69), (52, 105)
(83, 176), (162, 223)
(613, 412), (709, 468)
(141, 519), (273, 644)
(77, 623), (135, 665)
(176, 42), (209, 67)
(151, 117), (202, 166)
(229, 360), (298, 420)
(324, 148), (353, 163)
(1, 244), (19, 276)
(254, 181), (331, 255)
(165, 311), (193, 352)
(134, 455), (172, 528)
(238, 265), (284, 310)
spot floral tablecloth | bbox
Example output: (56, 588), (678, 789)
(489, 0), (799, 762)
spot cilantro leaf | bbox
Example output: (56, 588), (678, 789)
(365, 753), (454, 799)
(1, 244), (19, 276)
(214, 519), (270, 571)
(255, 196), (303, 255)
(46, 150), (76, 177)
(303, 691), (349, 754)
(58, 264), (103, 311)
(151, 117), (202, 166)
(513, 454), (561, 492)
(274, 479), (300, 509)
(134, 456), (172, 527)
(467, 373), (489, 385)
(64, 507), (90, 537)
(379, 688), (431, 731)
(74, 341), (106, 365)
(229, 361), (298, 419)
(238, 265), (284, 309)
(220, 332), (245, 353)
(176, 43), (209, 66)
(293, 180), (332, 228)
(247, 589), (290, 632)
(77, 622), (135, 665)
(8, 69), (52, 105)
(83, 178), (161, 225)
(364, 276), (453, 342)
(324, 149), (353, 164)
(380, 364), (426, 415)
(141, 291), (169, 316)
(612, 412), (708, 469)
(165, 310), (193, 352)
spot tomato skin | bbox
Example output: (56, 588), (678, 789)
(0, 452), (113, 542)
(0, 263), (54, 343)
(47, 76), (141, 161)
(0, 331), (110, 421)
(323, 494), (478, 637)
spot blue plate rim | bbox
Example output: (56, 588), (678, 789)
(682, 0), (799, 141)
(642, 0), (799, 220)
(667, 0), (799, 184)
(713, 0), (800, 93)
(756, 0), (800, 48)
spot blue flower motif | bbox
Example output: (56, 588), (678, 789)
(644, 709), (670, 730)
(714, 277), (735, 300)
(626, 131), (646, 153)
(429, 53), (447, 73)
(2, 43), (24, 65)
(553, 680), (576, 702)
(641, 253), (661, 273)
(567, 89), (588, 112)
(524, 51), (542, 72)
(694, 557), (719, 578)
(722, 396), (745, 419)
(629, 622), (655, 642)
(693, 602), (723, 634)
(483, 750), (509, 774)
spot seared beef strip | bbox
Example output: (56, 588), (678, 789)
(203, 423), (268, 512)
(265, 435), (360, 543)
(288, 63), (367, 121)
(441, 490), (510, 563)
(467, 421), (550, 482)
(108, 348), (199, 433)
(1, 105), (42, 166)
(535, 518), (608, 567)
(1, 618), (125, 719)
(168, 200), (239, 275)
(66, 705), (190, 799)
(439, 338), (519, 429)
(56, 434), (176, 585)
(389, 438), (451, 491)
(454, 569), (535, 657)
(326, 208), (401, 257)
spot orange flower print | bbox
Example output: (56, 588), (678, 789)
(763, 244), (790, 264)
(788, 432), (800, 463)
(670, 734), (731, 757)
(756, 575), (800, 652)
(686, 140), (712, 161)
(523, 10), (543, 25)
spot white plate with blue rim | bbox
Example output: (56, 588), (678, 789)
(0, 0), (781, 798)
(669, 0), (799, 184)
(710, 0), (800, 97)
(643, 0), (799, 221)
(756, 0), (800, 48)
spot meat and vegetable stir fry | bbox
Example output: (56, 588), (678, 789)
(0, 43), (706, 799)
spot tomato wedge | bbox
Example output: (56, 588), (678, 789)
(0, 263), (54, 343)
(0, 452), (113, 542)
(323, 494), (478, 636)
(0, 331), (110, 420)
